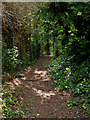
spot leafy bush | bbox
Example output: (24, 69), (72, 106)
(2, 85), (24, 118)
(2, 46), (21, 73)
(48, 56), (90, 116)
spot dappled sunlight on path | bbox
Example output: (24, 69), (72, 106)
(5, 55), (88, 118)
(32, 87), (55, 99)
(29, 69), (50, 82)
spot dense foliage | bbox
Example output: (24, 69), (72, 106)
(34, 2), (90, 117)
(2, 2), (90, 118)
(2, 3), (40, 74)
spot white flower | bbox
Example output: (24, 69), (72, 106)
(68, 30), (71, 33)
(71, 33), (74, 36)
(77, 12), (82, 16)
(66, 68), (68, 70)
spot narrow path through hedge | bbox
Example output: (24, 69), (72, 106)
(7, 55), (88, 118)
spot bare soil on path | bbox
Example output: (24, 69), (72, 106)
(6, 55), (88, 118)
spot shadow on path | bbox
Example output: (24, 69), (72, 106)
(6, 55), (88, 118)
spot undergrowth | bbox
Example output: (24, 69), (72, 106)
(48, 55), (90, 117)
(2, 85), (24, 118)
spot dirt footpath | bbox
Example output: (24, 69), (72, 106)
(8, 55), (88, 118)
